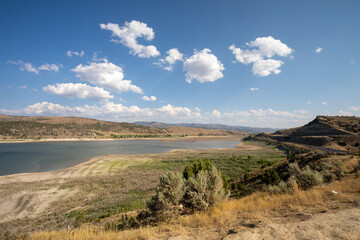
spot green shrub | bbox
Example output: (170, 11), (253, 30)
(262, 169), (280, 185)
(184, 166), (230, 211)
(288, 163), (323, 189)
(146, 172), (186, 222)
(144, 160), (229, 223)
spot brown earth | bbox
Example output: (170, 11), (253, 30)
(256, 116), (360, 152)
(0, 114), (245, 141)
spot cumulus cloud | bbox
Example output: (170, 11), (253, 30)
(0, 102), (202, 122)
(100, 20), (160, 58)
(142, 96), (157, 102)
(322, 102), (328, 106)
(8, 60), (62, 74)
(183, 49), (225, 83)
(229, 36), (293, 76)
(19, 85), (27, 89)
(71, 60), (143, 94)
(315, 47), (323, 53)
(252, 59), (283, 76)
(43, 83), (114, 101)
(339, 110), (353, 116)
(222, 108), (313, 128)
(38, 63), (63, 72)
(66, 50), (85, 57)
(250, 87), (259, 91)
(157, 48), (184, 71)
(348, 106), (359, 112)
(307, 101), (312, 105)
(212, 110), (221, 118)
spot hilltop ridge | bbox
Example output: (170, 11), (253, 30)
(0, 114), (245, 140)
(257, 115), (360, 152)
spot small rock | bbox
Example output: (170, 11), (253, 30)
(227, 229), (237, 235)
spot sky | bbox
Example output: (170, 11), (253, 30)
(0, 0), (359, 128)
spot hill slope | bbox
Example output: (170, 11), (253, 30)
(261, 115), (360, 152)
(0, 114), (244, 140)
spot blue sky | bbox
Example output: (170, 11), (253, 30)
(0, 0), (359, 128)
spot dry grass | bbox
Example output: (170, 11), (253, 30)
(31, 176), (360, 240)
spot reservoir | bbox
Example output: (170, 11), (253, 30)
(0, 139), (240, 176)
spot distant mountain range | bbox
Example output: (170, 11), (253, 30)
(0, 114), (245, 140)
(133, 121), (280, 133)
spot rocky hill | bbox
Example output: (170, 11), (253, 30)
(0, 114), (244, 140)
(259, 115), (360, 152)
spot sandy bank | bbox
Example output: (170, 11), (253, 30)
(0, 135), (245, 144)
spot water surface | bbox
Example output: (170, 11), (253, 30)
(0, 139), (239, 176)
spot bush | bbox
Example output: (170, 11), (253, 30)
(184, 167), (230, 211)
(262, 169), (280, 185)
(146, 172), (186, 222)
(231, 182), (247, 197)
(183, 159), (212, 180)
(268, 179), (296, 194)
(143, 160), (230, 223)
(288, 163), (323, 189)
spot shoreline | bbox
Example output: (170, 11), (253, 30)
(0, 136), (244, 179)
(0, 135), (245, 144)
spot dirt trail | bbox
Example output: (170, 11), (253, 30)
(223, 207), (360, 240)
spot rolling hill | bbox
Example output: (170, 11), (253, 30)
(0, 114), (244, 140)
(255, 115), (360, 152)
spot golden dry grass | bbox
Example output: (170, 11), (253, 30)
(31, 176), (360, 240)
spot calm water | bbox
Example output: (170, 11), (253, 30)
(0, 139), (239, 176)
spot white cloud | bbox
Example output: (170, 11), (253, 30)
(22, 62), (39, 74)
(350, 59), (356, 64)
(183, 48), (225, 83)
(0, 102), (317, 128)
(100, 20), (160, 58)
(66, 50), (85, 57)
(19, 85), (27, 89)
(43, 83), (114, 101)
(315, 47), (323, 53)
(212, 110), (221, 118)
(307, 101), (312, 105)
(22, 102), (74, 116)
(294, 110), (310, 114)
(250, 87), (259, 91)
(222, 108), (313, 128)
(322, 102), (328, 106)
(38, 63), (62, 72)
(229, 36), (293, 76)
(252, 59), (283, 76)
(157, 48), (183, 71)
(339, 110), (353, 116)
(348, 106), (359, 112)
(92, 51), (107, 62)
(157, 104), (192, 117)
(71, 60), (143, 94)
(0, 102), (202, 122)
(8, 60), (62, 74)
(142, 95), (157, 102)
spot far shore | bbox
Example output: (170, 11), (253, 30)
(0, 135), (246, 144)
(0, 137), (247, 182)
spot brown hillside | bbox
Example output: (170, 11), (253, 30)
(266, 116), (360, 152)
(0, 114), (244, 140)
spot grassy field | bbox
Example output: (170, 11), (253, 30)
(30, 176), (360, 240)
(0, 141), (286, 234)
